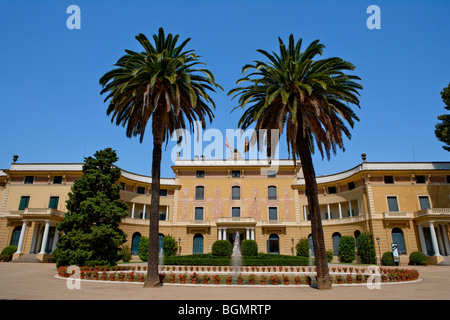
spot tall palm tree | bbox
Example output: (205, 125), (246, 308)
(229, 35), (362, 289)
(99, 27), (221, 287)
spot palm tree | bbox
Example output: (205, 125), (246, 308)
(99, 27), (221, 287)
(229, 35), (362, 289)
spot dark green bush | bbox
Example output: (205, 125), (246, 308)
(338, 236), (356, 263)
(409, 251), (427, 265)
(138, 236), (149, 262)
(211, 240), (232, 257)
(357, 233), (377, 264)
(0, 246), (17, 261)
(120, 246), (131, 262)
(326, 249), (333, 262)
(382, 251), (394, 266)
(163, 235), (178, 257)
(296, 238), (309, 257)
(241, 240), (258, 257)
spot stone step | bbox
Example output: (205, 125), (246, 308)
(11, 254), (42, 263)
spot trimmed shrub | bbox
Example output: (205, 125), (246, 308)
(296, 238), (309, 257)
(326, 249), (333, 263)
(382, 251), (394, 266)
(163, 235), (178, 257)
(212, 240), (232, 257)
(120, 246), (132, 262)
(338, 236), (356, 263)
(0, 246), (17, 261)
(241, 240), (258, 257)
(138, 236), (149, 262)
(357, 233), (377, 264)
(409, 251), (427, 265)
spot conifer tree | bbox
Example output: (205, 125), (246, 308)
(53, 148), (128, 267)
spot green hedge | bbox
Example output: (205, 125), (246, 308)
(382, 251), (394, 266)
(164, 253), (311, 266)
(212, 240), (232, 257)
(241, 240), (258, 257)
(409, 251), (427, 265)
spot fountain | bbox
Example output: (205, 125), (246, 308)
(231, 232), (242, 283)
(158, 248), (164, 272)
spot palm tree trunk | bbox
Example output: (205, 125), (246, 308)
(297, 133), (332, 290)
(144, 128), (163, 288)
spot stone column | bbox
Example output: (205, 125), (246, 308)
(429, 221), (441, 256)
(327, 204), (331, 220)
(218, 228), (222, 240)
(16, 221), (28, 254)
(442, 224), (450, 255)
(338, 203), (342, 219)
(143, 204), (146, 219)
(39, 221), (50, 254)
(251, 228), (255, 240)
(222, 228), (227, 241)
(131, 202), (135, 219)
(348, 201), (352, 217)
(246, 228), (250, 239)
(417, 224), (427, 255)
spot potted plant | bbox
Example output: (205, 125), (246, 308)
(109, 273), (116, 281)
(190, 272), (199, 284)
(356, 273), (363, 284)
(282, 274), (290, 285)
(213, 274), (221, 285)
(346, 274), (353, 284)
(138, 273), (145, 282)
(118, 272), (125, 281)
(248, 274), (256, 285)
(270, 274), (279, 285)
(259, 275), (267, 285)
(128, 272), (135, 282)
(226, 275), (233, 285)
(336, 275), (343, 284)
(202, 274), (210, 284)
(179, 273), (187, 284)
(294, 276), (301, 285)
(100, 272), (107, 281)
(92, 271), (99, 281)
(304, 275), (311, 285)
(237, 274), (244, 285)
(169, 273), (176, 283)
(381, 274), (387, 283)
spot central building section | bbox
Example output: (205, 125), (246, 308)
(173, 151), (301, 255)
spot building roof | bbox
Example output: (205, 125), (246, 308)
(296, 161), (450, 185)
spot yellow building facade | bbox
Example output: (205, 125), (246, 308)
(1, 153), (449, 265)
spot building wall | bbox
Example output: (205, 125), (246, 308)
(0, 161), (449, 265)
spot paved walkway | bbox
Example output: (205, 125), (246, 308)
(0, 262), (449, 300)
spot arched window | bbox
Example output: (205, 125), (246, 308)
(10, 226), (22, 247)
(193, 233), (204, 254)
(268, 186), (277, 200)
(195, 186), (204, 200)
(232, 186), (240, 200)
(131, 232), (141, 255)
(267, 233), (279, 254)
(308, 234), (315, 256)
(392, 228), (406, 254)
(332, 232), (341, 256)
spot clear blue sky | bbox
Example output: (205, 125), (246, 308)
(1, 0), (449, 178)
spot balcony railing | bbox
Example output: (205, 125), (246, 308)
(416, 208), (450, 217)
(217, 217), (256, 225)
(23, 208), (64, 218)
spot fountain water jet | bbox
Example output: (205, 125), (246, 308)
(231, 232), (242, 284)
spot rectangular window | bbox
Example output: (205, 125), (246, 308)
(159, 189), (168, 196)
(268, 186), (277, 200)
(231, 170), (240, 178)
(195, 207), (204, 220)
(384, 176), (394, 184)
(137, 186), (145, 194)
(159, 207), (167, 220)
(52, 176), (63, 184)
(269, 207), (278, 220)
(196, 170), (205, 178)
(328, 186), (337, 194)
(415, 175), (426, 184)
(387, 196), (399, 212)
(419, 196), (431, 210)
(18, 196), (30, 211)
(348, 182), (355, 190)
(195, 186), (204, 200)
(24, 176), (34, 184)
(232, 207), (240, 217)
(48, 196), (59, 210)
(232, 186), (240, 200)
